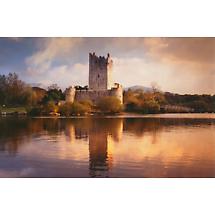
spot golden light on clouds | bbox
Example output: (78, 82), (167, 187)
(1, 37), (214, 94)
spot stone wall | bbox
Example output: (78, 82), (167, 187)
(75, 84), (123, 104)
(65, 84), (123, 104)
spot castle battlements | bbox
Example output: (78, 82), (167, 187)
(89, 52), (112, 67)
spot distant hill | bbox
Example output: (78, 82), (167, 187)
(124, 85), (153, 92)
(30, 83), (47, 89)
(32, 86), (46, 93)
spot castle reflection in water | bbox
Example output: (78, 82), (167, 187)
(64, 118), (123, 177)
(0, 116), (215, 177)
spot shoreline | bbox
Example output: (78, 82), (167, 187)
(33, 113), (215, 119)
(1, 112), (213, 119)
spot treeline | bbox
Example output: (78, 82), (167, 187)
(1, 73), (215, 115)
(123, 89), (215, 113)
(123, 89), (165, 113)
(164, 92), (215, 113)
(0, 73), (33, 106)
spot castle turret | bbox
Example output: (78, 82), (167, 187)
(65, 86), (76, 103)
(89, 53), (113, 90)
(110, 83), (123, 104)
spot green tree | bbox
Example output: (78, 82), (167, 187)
(42, 84), (64, 104)
(28, 105), (43, 116)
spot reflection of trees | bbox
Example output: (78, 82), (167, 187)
(123, 118), (215, 137)
(64, 118), (123, 142)
(0, 118), (44, 155)
(124, 118), (161, 137)
(43, 118), (63, 135)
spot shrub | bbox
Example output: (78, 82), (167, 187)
(141, 100), (160, 114)
(79, 99), (93, 109)
(71, 102), (90, 115)
(44, 101), (59, 114)
(97, 96), (123, 113)
(59, 102), (73, 116)
(59, 101), (92, 116)
(28, 106), (43, 116)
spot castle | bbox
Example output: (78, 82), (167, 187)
(65, 53), (123, 104)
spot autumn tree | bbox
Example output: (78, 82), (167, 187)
(97, 96), (123, 113)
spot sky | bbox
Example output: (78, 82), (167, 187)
(0, 37), (214, 94)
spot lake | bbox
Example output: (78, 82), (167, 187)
(0, 114), (215, 177)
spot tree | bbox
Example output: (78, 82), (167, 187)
(0, 75), (7, 104)
(44, 101), (59, 114)
(141, 100), (160, 114)
(59, 102), (73, 116)
(59, 100), (93, 116)
(0, 73), (33, 106)
(71, 101), (91, 115)
(97, 96), (123, 113)
(123, 90), (141, 112)
(151, 82), (161, 93)
(79, 99), (93, 109)
(42, 84), (64, 104)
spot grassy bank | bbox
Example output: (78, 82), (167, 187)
(0, 107), (27, 114)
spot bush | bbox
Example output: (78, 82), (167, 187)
(79, 99), (93, 109)
(59, 100), (92, 116)
(42, 84), (64, 104)
(71, 101), (91, 115)
(97, 96), (123, 113)
(28, 106), (43, 116)
(141, 100), (160, 114)
(44, 101), (59, 114)
(59, 102), (73, 116)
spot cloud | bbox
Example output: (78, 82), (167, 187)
(47, 63), (88, 88)
(143, 38), (215, 71)
(20, 37), (215, 93)
(24, 38), (86, 89)
(25, 63), (88, 90)
(110, 38), (215, 93)
(25, 38), (83, 75)
(113, 56), (215, 94)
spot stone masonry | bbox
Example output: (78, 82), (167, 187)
(65, 53), (123, 104)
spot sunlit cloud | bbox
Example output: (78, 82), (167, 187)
(0, 37), (214, 94)
(25, 37), (83, 75)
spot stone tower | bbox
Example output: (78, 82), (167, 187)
(89, 52), (113, 90)
(65, 86), (76, 103)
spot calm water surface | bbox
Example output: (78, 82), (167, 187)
(0, 114), (215, 177)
